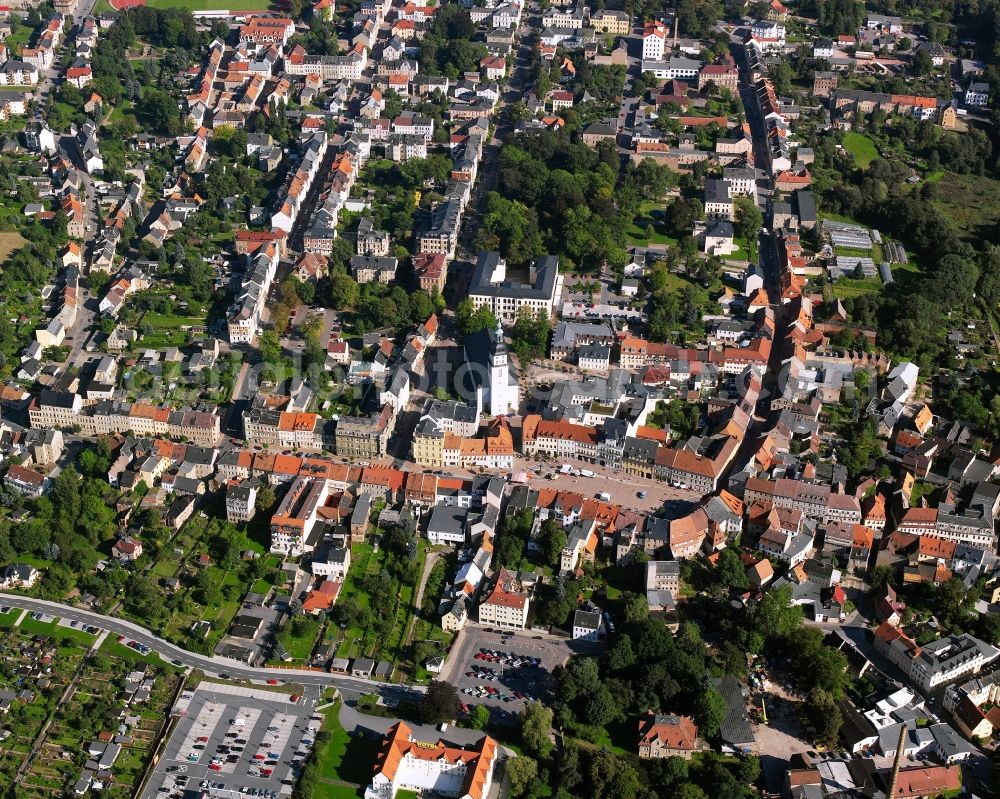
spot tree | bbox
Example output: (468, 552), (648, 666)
(123, 574), (165, 623)
(520, 701), (554, 756)
(750, 582), (803, 640)
(506, 755), (538, 798)
(695, 686), (726, 739)
(326, 271), (360, 310)
(420, 680), (459, 725)
(787, 626), (850, 698)
(583, 684), (619, 727)
(468, 704), (490, 730)
(770, 60), (794, 95)
(456, 299), (498, 339)
(714, 548), (749, 591)
(804, 686), (842, 747)
(256, 483), (277, 513)
(734, 196), (763, 253)
(621, 592), (648, 625)
(588, 749), (640, 799)
(869, 564), (895, 591)
(911, 48), (933, 76)
(137, 86), (182, 135)
(674, 784), (709, 799)
(259, 331), (281, 364)
(739, 755), (762, 785)
(538, 519), (567, 569)
(510, 308), (551, 361)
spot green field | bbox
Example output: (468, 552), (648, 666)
(313, 703), (378, 795)
(626, 200), (678, 248)
(930, 171), (1000, 243)
(843, 132), (879, 168)
(831, 276), (882, 299)
(5, 26), (32, 52)
(17, 616), (98, 645)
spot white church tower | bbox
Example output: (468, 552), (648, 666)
(489, 320), (512, 417)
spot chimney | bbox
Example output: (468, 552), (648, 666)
(673, 13), (679, 48)
(886, 724), (907, 799)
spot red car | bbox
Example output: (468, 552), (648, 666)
(260, 769), (273, 777)
(289, 695), (300, 703)
(253, 754), (266, 760)
(196, 737), (208, 743)
(267, 679), (279, 685)
(208, 764), (222, 771)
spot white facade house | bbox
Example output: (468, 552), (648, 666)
(365, 722), (497, 799)
(642, 21), (667, 61)
(965, 82), (990, 107)
(478, 568), (531, 629)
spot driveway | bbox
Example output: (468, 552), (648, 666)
(753, 693), (811, 792)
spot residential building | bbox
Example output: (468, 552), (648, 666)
(637, 713), (700, 759)
(269, 476), (330, 555)
(478, 568), (532, 629)
(226, 480), (258, 523)
(874, 623), (999, 692)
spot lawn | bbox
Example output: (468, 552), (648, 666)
(315, 703), (380, 789)
(280, 616), (322, 660)
(17, 617), (97, 645)
(315, 705), (352, 779)
(626, 200), (678, 248)
(835, 246), (873, 257)
(142, 310), (207, 330)
(0, 231), (26, 263)
(107, 101), (135, 125)
(831, 277), (882, 299)
(5, 26), (31, 52)
(11, 554), (53, 570)
(150, 558), (179, 578)
(99, 637), (178, 669)
(843, 132), (878, 169)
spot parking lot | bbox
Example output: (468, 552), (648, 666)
(444, 627), (587, 710)
(142, 683), (321, 799)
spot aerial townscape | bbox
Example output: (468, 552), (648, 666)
(3, 0), (1000, 797)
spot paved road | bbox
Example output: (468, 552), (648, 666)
(0, 595), (424, 704)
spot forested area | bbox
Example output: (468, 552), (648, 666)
(419, 5), (487, 78)
(482, 127), (674, 271)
